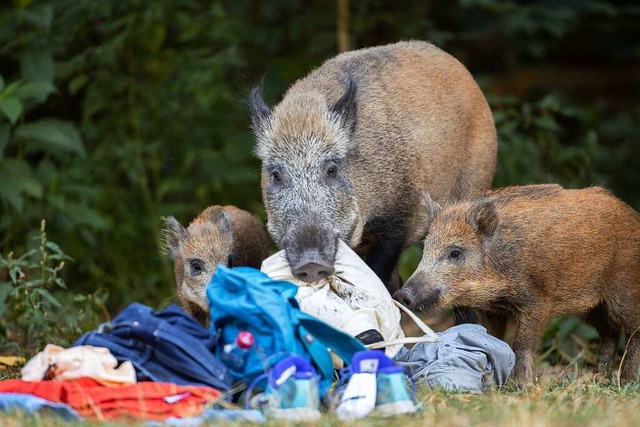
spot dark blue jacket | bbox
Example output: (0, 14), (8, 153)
(74, 303), (232, 391)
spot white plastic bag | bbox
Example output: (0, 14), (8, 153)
(261, 240), (407, 357)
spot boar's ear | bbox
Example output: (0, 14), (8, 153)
(422, 192), (442, 228)
(211, 208), (232, 237)
(161, 216), (187, 257)
(467, 199), (498, 238)
(248, 79), (271, 135)
(330, 78), (357, 135)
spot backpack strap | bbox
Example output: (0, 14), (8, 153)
(296, 316), (365, 398)
(297, 323), (335, 395)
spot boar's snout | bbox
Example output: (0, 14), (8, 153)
(393, 287), (417, 309)
(283, 214), (338, 283)
(394, 274), (442, 311)
(290, 252), (335, 282)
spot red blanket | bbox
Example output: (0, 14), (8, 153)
(0, 378), (221, 421)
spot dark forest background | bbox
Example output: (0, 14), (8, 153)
(1, 0), (639, 359)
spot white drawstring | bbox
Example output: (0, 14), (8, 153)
(365, 300), (439, 349)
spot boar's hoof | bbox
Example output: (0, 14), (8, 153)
(291, 261), (334, 282)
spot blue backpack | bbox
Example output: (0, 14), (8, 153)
(206, 266), (366, 392)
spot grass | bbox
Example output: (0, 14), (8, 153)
(2, 367), (640, 426)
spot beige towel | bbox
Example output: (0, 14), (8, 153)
(21, 344), (136, 386)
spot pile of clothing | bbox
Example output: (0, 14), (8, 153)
(0, 243), (516, 423)
(0, 303), (264, 423)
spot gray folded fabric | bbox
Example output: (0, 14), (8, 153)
(393, 324), (515, 393)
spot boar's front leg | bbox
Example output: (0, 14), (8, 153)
(364, 216), (407, 292)
(512, 310), (547, 387)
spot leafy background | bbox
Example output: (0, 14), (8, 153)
(0, 0), (639, 362)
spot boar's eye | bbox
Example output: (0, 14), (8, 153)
(227, 254), (234, 268)
(189, 259), (206, 277)
(271, 170), (281, 182)
(448, 248), (464, 261)
(326, 163), (338, 178)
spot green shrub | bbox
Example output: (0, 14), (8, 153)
(0, 220), (107, 356)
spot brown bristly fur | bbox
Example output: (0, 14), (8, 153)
(400, 184), (640, 385)
(250, 40), (497, 289)
(162, 205), (269, 325)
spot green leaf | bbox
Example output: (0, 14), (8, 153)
(0, 159), (43, 211)
(21, 48), (55, 84)
(0, 284), (11, 315)
(68, 75), (88, 95)
(557, 316), (581, 339)
(8, 267), (19, 284)
(34, 288), (63, 309)
(16, 119), (86, 157)
(0, 98), (23, 125)
(14, 81), (56, 103)
(54, 277), (66, 289)
(534, 116), (561, 132)
(17, 248), (37, 262)
(20, 5), (53, 31)
(45, 241), (64, 255)
(0, 124), (9, 160)
(0, 80), (23, 98)
(25, 279), (41, 288)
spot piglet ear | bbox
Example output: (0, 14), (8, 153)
(423, 193), (442, 224)
(330, 78), (357, 134)
(211, 208), (232, 236)
(416, 193), (441, 238)
(161, 216), (186, 257)
(467, 199), (498, 238)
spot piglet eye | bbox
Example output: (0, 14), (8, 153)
(327, 165), (337, 178)
(227, 254), (234, 268)
(271, 170), (281, 182)
(189, 259), (205, 277)
(449, 249), (463, 260)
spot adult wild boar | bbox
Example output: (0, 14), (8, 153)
(249, 41), (497, 289)
(394, 185), (640, 385)
(163, 205), (269, 324)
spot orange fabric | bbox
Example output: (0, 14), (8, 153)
(0, 378), (220, 421)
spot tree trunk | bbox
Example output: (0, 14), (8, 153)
(337, 0), (350, 53)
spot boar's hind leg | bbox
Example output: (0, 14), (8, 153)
(620, 327), (640, 382)
(584, 304), (619, 376)
(621, 337), (640, 381)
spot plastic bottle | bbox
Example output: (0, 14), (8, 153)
(222, 330), (255, 371)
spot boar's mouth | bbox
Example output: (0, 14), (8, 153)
(416, 289), (442, 311)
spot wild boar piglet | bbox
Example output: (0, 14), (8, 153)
(395, 184), (640, 385)
(163, 205), (269, 324)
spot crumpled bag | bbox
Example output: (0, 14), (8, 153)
(393, 324), (515, 393)
(21, 344), (136, 386)
(261, 240), (405, 357)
